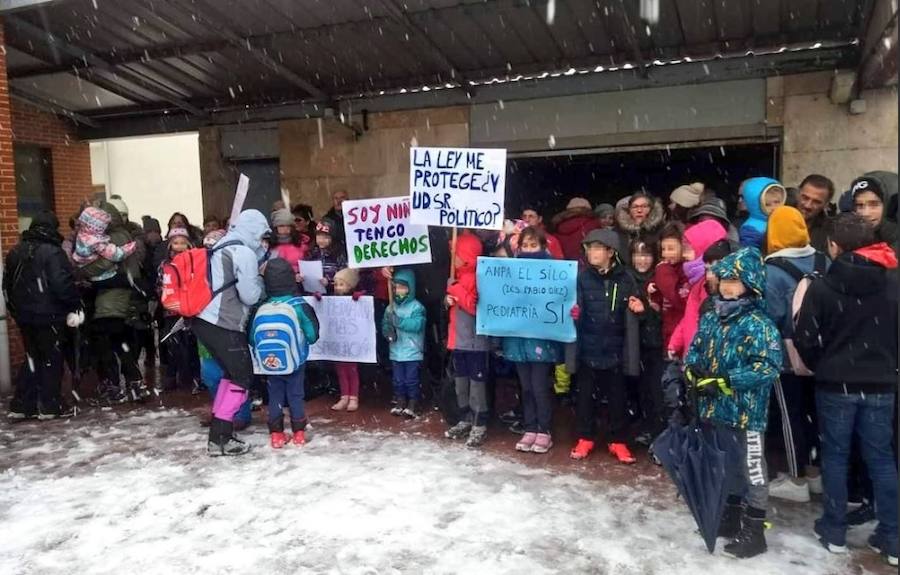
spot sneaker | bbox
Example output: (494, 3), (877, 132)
(401, 400), (420, 419)
(507, 420), (525, 435)
(570, 439), (595, 460)
(807, 473), (823, 495)
(608, 442), (636, 464)
(847, 500), (876, 526)
(390, 397), (406, 416)
(498, 410), (520, 425)
(768, 473), (811, 503)
(270, 432), (287, 449)
(7, 410), (33, 420)
(869, 533), (899, 566)
(465, 426), (487, 448)
(208, 436), (251, 457)
(515, 432), (537, 452)
(634, 431), (654, 446)
(814, 523), (848, 554)
(444, 421), (472, 440)
(37, 405), (75, 420)
(390, 405), (404, 416)
(292, 430), (306, 445)
(531, 433), (553, 454)
(127, 381), (151, 403)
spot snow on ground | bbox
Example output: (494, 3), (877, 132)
(0, 409), (866, 575)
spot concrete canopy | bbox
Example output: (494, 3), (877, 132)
(0, 0), (892, 138)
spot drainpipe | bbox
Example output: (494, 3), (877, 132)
(0, 229), (12, 396)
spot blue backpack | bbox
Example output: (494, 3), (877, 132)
(251, 298), (308, 375)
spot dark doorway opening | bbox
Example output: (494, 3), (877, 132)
(232, 159), (281, 215)
(505, 142), (778, 221)
(14, 144), (54, 231)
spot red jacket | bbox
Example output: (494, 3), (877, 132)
(545, 231), (564, 260)
(552, 208), (600, 262)
(446, 233), (488, 351)
(651, 262), (689, 348)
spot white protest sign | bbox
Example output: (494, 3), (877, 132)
(303, 295), (376, 363)
(230, 173), (250, 224)
(343, 196), (432, 269)
(409, 146), (506, 230)
(299, 260), (324, 294)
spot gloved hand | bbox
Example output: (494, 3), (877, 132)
(351, 290), (365, 301)
(570, 304), (581, 321)
(686, 366), (733, 397)
(66, 310), (85, 328)
(313, 291), (323, 301)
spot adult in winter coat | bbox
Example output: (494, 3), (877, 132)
(194, 209), (269, 456)
(848, 172), (898, 248)
(796, 174), (835, 252)
(763, 206), (830, 503)
(614, 192), (666, 265)
(323, 189), (348, 247)
(794, 213), (898, 564)
(4, 211), (82, 419)
(668, 182), (705, 224)
(551, 197), (601, 262)
(521, 206), (564, 259)
(685, 247), (782, 559)
(667, 220), (728, 359)
(738, 177), (786, 248)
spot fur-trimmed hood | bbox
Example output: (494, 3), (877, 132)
(614, 195), (666, 235)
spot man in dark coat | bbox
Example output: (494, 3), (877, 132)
(4, 211), (82, 419)
(323, 189), (348, 247)
(796, 174), (835, 252)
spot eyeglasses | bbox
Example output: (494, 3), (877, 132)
(630, 203), (651, 211)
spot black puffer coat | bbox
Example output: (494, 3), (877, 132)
(576, 260), (639, 372)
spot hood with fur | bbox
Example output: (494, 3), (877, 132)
(614, 195), (666, 235)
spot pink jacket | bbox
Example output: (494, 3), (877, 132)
(271, 240), (309, 274)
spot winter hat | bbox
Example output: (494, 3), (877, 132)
(684, 219), (727, 257)
(203, 229), (226, 248)
(766, 206), (809, 253)
(582, 228), (621, 253)
(688, 198), (729, 224)
(316, 218), (336, 238)
(594, 203), (615, 218)
(107, 195), (128, 217)
(142, 216), (161, 235)
(566, 197), (592, 211)
(670, 183), (705, 209)
(264, 258), (298, 297)
(703, 239), (733, 264)
(712, 247), (766, 297)
(30, 210), (59, 231)
(850, 176), (885, 202)
(271, 208), (294, 228)
(78, 206), (111, 234)
(334, 267), (360, 290)
(167, 227), (190, 241)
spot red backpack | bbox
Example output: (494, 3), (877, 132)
(161, 241), (240, 317)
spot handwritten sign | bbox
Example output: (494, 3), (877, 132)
(409, 146), (506, 230)
(475, 256), (577, 343)
(229, 173), (250, 225)
(303, 295), (377, 363)
(342, 196), (432, 269)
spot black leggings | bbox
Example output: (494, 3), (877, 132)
(190, 319), (253, 389)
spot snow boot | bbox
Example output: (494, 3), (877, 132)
(331, 396), (349, 411)
(724, 507), (767, 559)
(531, 433), (553, 454)
(270, 432), (287, 449)
(466, 426), (487, 448)
(207, 418), (251, 457)
(868, 533), (899, 567)
(570, 439), (595, 460)
(402, 400), (420, 419)
(516, 432), (537, 452)
(608, 442), (636, 464)
(292, 430), (307, 446)
(718, 497), (743, 539)
(346, 396), (359, 412)
(390, 397), (406, 416)
(127, 380), (150, 403)
(92, 381), (126, 407)
(444, 420), (472, 440)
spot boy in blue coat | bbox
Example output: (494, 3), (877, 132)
(256, 258), (319, 449)
(383, 268), (426, 418)
(685, 247), (782, 559)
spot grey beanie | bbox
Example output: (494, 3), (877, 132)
(582, 228), (621, 252)
(594, 203), (615, 218)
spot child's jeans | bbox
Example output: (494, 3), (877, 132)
(452, 350), (489, 427)
(392, 360), (421, 401)
(267, 369), (307, 433)
(334, 362), (360, 397)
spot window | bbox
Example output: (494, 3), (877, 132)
(14, 145), (54, 232)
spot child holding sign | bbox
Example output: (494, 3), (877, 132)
(383, 269), (426, 418)
(329, 268), (366, 412)
(305, 218), (346, 295)
(503, 227), (562, 454)
(443, 232), (491, 448)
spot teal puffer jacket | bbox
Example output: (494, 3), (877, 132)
(382, 269), (426, 362)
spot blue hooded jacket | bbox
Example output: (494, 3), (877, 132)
(382, 268), (426, 362)
(685, 247), (782, 432)
(740, 177), (786, 236)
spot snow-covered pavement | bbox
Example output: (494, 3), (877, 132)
(0, 409), (874, 574)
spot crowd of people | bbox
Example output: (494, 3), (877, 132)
(3, 168), (897, 564)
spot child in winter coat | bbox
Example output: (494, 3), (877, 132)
(443, 232), (492, 448)
(383, 268), (426, 418)
(685, 247), (782, 559)
(626, 240), (665, 447)
(269, 208), (309, 274)
(73, 206), (137, 282)
(503, 227), (563, 454)
(738, 177), (786, 248)
(650, 222), (688, 349)
(157, 227), (199, 392)
(305, 218), (347, 295)
(255, 258), (319, 448)
(329, 267), (366, 411)
(667, 220), (728, 359)
(570, 228), (639, 464)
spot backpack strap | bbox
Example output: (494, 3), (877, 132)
(208, 240), (245, 297)
(767, 257), (804, 282)
(811, 251), (828, 275)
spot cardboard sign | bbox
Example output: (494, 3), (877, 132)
(342, 196), (432, 269)
(303, 295), (377, 363)
(409, 146), (506, 230)
(475, 256), (577, 343)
